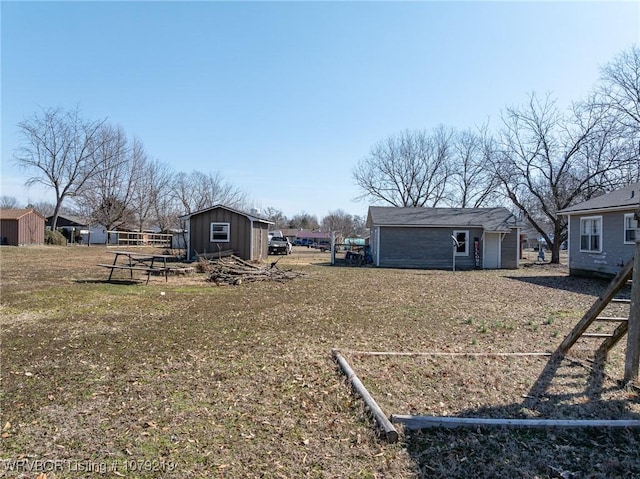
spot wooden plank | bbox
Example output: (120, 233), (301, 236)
(557, 258), (634, 354)
(97, 264), (155, 271)
(196, 250), (235, 260)
(349, 351), (552, 357)
(391, 414), (640, 430)
(598, 321), (629, 357)
(594, 317), (628, 322)
(332, 349), (399, 443)
(167, 266), (195, 274)
(581, 333), (615, 338)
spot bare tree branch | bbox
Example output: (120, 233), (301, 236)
(13, 106), (112, 229)
(353, 128), (454, 207)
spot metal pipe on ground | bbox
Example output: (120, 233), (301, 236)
(331, 348), (399, 443)
(392, 414), (640, 430)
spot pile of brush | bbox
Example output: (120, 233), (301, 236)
(200, 256), (304, 285)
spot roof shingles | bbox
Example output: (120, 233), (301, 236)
(367, 207), (519, 232)
(0, 208), (45, 220)
(558, 182), (640, 215)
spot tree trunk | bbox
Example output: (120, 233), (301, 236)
(549, 224), (566, 264)
(50, 198), (64, 230)
(550, 235), (562, 264)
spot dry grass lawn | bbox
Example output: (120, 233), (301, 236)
(1, 245), (639, 478)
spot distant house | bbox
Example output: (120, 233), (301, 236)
(558, 182), (640, 278)
(366, 206), (521, 270)
(168, 228), (187, 250)
(180, 205), (273, 261)
(0, 208), (46, 246)
(281, 229), (331, 245)
(46, 214), (108, 245)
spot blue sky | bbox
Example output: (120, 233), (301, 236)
(1, 1), (638, 220)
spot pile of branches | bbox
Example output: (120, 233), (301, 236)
(201, 256), (304, 285)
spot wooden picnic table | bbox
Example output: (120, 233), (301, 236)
(98, 250), (178, 283)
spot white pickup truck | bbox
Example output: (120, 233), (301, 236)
(268, 236), (291, 255)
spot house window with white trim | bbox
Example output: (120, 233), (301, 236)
(453, 230), (468, 256)
(210, 222), (230, 242)
(624, 213), (637, 244)
(580, 216), (602, 252)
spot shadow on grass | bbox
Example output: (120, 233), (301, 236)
(506, 273), (627, 296)
(402, 353), (640, 478)
(74, 279), (141, 285)
(405, 421), (640, 478)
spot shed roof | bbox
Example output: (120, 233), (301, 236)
(0, 208), (46, 220)
(366, 206), (519, 232)
(558, 182), (640, 215)
(46, 213), (89, 226)
(180, 204), (273, 224)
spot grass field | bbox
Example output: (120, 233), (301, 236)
(1, 245), (639, 478)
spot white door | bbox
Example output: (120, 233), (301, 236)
(483, 233), (501, 269)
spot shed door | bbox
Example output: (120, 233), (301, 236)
(483, 233), (501, 269)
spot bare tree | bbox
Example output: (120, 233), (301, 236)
(599, 45), (640, 133)
(29, 201), (57, 218)
(449, 126), (500, 207)
(173, 170), (247, 215)
(596, 44), (640, 183)
(288, 212), (319, 230)
(154, 193), (182, 234)
(0, 196), (20, 208)
(321, 209), (360, 239)
(74, 124), (137, 230)
(262, 207), (288, 229)
(13, 106), (112, 229)
(353, 127), (454, 207)
(127, 139), (157, 232)
(494, 92), (635, 263)
(147, 161), (178, 232)
(351, 214), (368, 237)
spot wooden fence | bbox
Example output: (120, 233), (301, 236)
(107, 230), (172, 248)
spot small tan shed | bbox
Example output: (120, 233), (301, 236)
(0, 208), (46, 246)
(181, 205), (273, 262)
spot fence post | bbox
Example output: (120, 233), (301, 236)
(331, 231), (336, 265)
(624, 207), (640, 384)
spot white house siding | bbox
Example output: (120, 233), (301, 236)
(82, 226), (107, 245)
(172, 232), (187, 250)
(567, 212), (635, 277)
(500, 228), (520, 269)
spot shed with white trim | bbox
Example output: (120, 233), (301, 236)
(366, 206), (521, 270)
(180, 205), (273, 262)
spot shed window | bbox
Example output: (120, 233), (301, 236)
(453, 230), (468, 256)
(580, 216), (602, 252)
(210, 222), (230, 242)
(624, 213), (637, 244)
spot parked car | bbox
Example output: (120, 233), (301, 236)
(312, 241), (331, 252)
(269, 236), (290, 255)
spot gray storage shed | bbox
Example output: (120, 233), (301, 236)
(181, 205), (273, 262)
(366, 206), (521, 270)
